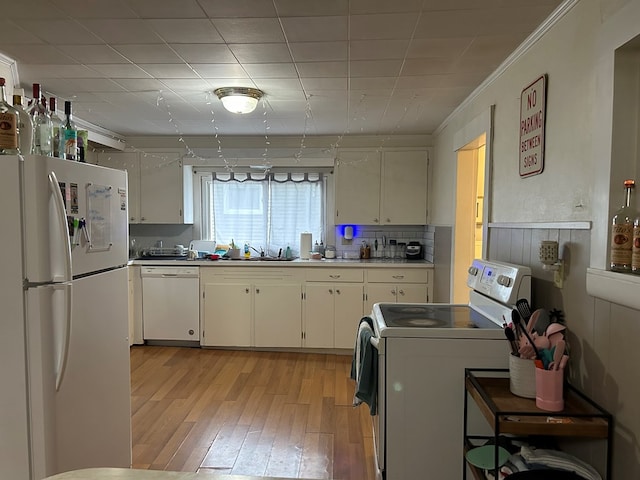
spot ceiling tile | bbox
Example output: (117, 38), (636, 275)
(111, 78), (165, 91)
(350, 60), (403, 77)
(0, 24), (45, 44)
(349, 0), (423, 14)
(54, 0), (138, 18)
(4, 0), (66, 19)
(212, 18), (285, 43)
(87, 64), (154, 78)
(289, 42), (347, 62)
(78, 19), (164, 44)
(170, 44), (237, 64)
(57, 45), (129, 64)
(191, 64), (250, 79)
(0, 45), (76, 64)
(350, 14), (418, 40)
(401, 58), (456, 76)
(301, 77), (348, 91)
(228, 43), (292, 63)
(71, 78), (128, 93)
(243, 63), (299, 78)
(197, 0), (277, 18)
(126, 0), (207, 18)
(350, 40), (409, 60)
(295, 61), (348, 78)
(137, 64), (199, 79)
(406, 37), (474, 58)
(280, 16), (348, 42)
(14, 19), (104, 44)
(148, 19), (224, 44)
(113, 45), (184, 64)
(158, 78), (213, 92)
(274, 0), (349, 16)
(349, 77), (397, 90)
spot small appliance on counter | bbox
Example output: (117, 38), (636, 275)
(405, 241), (423, 260)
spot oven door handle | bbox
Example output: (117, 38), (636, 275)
(369, 335), (384, 354)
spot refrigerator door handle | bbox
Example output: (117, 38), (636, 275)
(48, 171), (73, 283)
(55, 282), (73, 391)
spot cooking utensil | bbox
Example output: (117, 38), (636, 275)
(526, 309), (539, 335)
(516, 298), (533, 321)
(504, 326), (519, 355)
(550, 339), (566, 370)
(512, 309), (543, 367)
(532, 309), (551, 336)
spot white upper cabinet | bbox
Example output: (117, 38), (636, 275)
(335, 149), (428, 225)
(96, 151), (193, 224)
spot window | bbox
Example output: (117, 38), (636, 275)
(200, 170), (325, 257)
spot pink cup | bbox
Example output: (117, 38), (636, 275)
(535, 367), (564, 411)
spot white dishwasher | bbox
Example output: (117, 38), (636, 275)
(141, 266), (200, 344)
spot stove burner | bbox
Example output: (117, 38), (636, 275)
(400, 318), (445, 327)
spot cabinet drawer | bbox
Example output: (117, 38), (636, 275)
(367, 268), (428, 284)
(306, 268), (364, 282)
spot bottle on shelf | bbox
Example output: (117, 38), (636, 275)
(61, 100), (77, 161)
(49, 96), (64, 158)
(0, 78), (20, 155)
(12, 91), (33, 155)
(632, 211), (640, 275)
(27, 83), (53, 156)
(610, 179), (636, 273)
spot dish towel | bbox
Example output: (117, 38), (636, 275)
(350, 316), (378, 415)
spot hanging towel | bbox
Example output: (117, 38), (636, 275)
(350, 316), (378, 415)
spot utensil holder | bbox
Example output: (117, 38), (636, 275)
(509, 353), (537, 398)
(535, 367), (564, 411)
(228, 248), (240, 259)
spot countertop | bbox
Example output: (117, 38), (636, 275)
(44, 468), (308, 480)
(128, 257), (433, 268)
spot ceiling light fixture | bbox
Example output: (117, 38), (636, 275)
(214, 87), (264, 114)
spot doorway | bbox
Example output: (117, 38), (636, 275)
(452, 136), (486, 303)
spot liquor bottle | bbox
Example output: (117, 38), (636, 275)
(61, 100), (77, 161)
(632, 211), (640, 275)
(12, 92), (33, 155)
(610, 179), (636, 273)
(27, 83), (53, 156)
(0, 78), (20, 155)
(49, 96), (64, 158)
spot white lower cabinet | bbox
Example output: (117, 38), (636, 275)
(365, 268), (433, 313)
(200, 268), (303, 348)
(304, 269), (364, 349)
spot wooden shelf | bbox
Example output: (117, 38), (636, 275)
(463, 368), (613, 480)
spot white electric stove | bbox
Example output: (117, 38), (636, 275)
(369, 259), (532, 480)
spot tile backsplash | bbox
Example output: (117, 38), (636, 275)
(334, 225), (433, 261)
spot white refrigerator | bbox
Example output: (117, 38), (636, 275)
(0, 155), (132, 479)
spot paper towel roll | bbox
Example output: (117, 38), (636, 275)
(300, 232), (312, 259)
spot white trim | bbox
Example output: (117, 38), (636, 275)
(488, 221), (591, 230)
(434, 0), (580, 136)
(0, 52), (20, 86)
(587, 268), (640, 311)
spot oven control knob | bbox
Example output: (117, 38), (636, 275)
(497, 274), (512, 287)
(468, 266), (479, 276)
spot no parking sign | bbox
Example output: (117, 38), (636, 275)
(519, 75), (547, 177)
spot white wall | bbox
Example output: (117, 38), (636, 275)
(432, 0), (640, 476)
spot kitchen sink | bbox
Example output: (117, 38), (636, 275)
(240, 256), (296, 261)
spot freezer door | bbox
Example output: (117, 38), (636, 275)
(56, 267), (132, 473)
(22, 155), (128, 282)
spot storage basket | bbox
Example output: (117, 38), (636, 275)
(509, 353), (537, 398)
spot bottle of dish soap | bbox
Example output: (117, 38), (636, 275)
(244, 242), (250, 259)
(285, 245), (292, 259)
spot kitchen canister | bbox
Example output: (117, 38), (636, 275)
(300, 232), (312, 259)
(535, 367), (564, 411)
(509, 353), (537, 398)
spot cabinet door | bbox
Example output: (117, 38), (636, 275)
(397, 283), (429, 303)
(304, 283), (336, 348)
(335, 151), (381, 224)
(365, 283), (399, 314)
(202, 283), (251, 347)
(96, 152), (140, 223)
(139, 154), (183, 223)
(334, 284), (364, 349)
(254, 283), (302, 348)
(381, 150), (428, 225)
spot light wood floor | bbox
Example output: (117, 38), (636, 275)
(130, 346), (376, 480)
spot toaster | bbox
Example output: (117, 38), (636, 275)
(405, 241), (423, 260)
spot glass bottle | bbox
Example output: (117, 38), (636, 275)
(632, 211), (640, 275)
(610, 179), (636, 273)
(49, 96), (64, 158)
(61, 100), (77, 160)
(27, 83), (53, 156)
(0, 78), (20, 155)
(13, 92), (33, 155)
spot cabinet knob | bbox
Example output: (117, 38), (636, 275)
(385, 218), (391, 223)
(256, 288), (260, 294)
(374, 218), (379, 223)
(398, 290), (405, 296)
(336, 289), (341, 295)
(392, 275), (404, 279)
(391, 289), (396, 295)
(188, 329), (195, 336)
(245, 288), (250, 294)
(329, 289), (334, 294)
(329, 274), (341, 279)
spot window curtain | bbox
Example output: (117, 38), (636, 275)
(204, 172), (324, 256)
